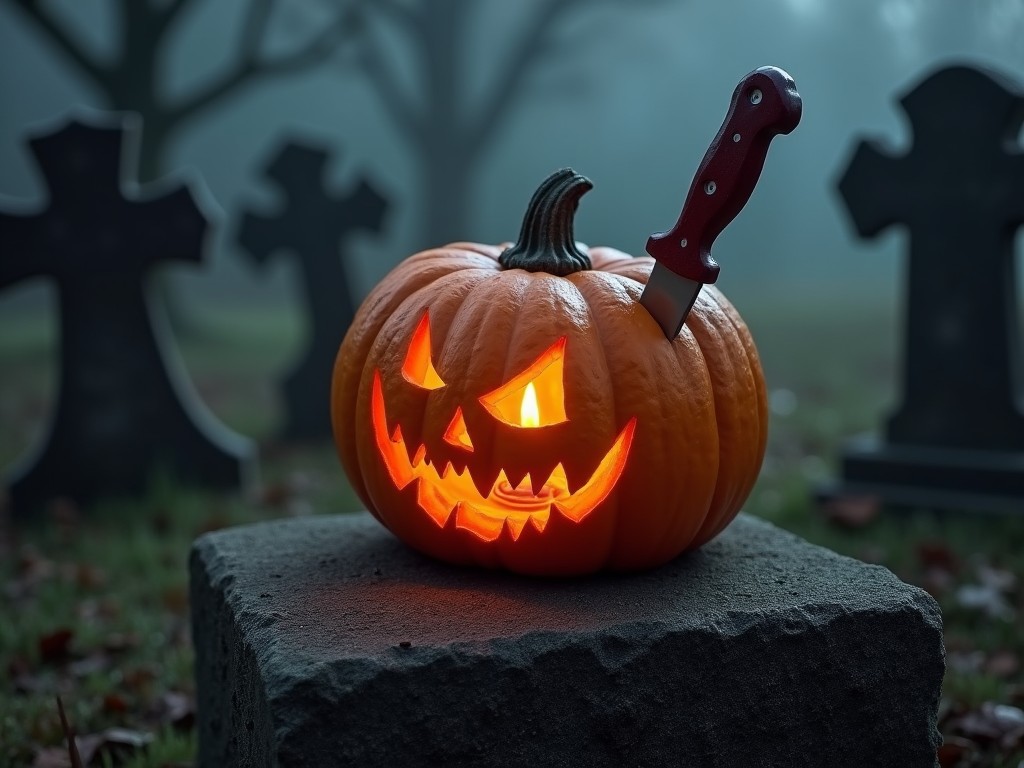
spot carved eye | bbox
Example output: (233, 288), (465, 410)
(480, 337), (568, 428)
(402, 312), (445, 390)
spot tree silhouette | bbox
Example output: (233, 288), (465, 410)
(4, 0), (356, 181)
(346, 0), (659, 247)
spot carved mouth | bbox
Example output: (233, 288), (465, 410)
(371, 372), (636, 542)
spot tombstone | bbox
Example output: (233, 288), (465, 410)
(0, 112), (257, 516)
(823, 64), (1024, 513)
(238, 141), (388, 440)
(191, 512), (944, 766)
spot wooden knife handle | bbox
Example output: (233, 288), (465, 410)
(646, 66), (802, 284)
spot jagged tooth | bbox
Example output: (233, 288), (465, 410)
(532, 460), (562, 496)
(500, 516), (525, 543)
(391, 424), (403, 443)
(530, 510), (550, 534)
(504, 467), (529, 493)
(449, 456), (468, 477)
(442, 502), (461, 532)
(441, 461), (455, 480)
(470, 463), (502, 500)
(416, 477), (451, 526)
(456, 502), (501, 542)
(514, 512), (547, 543)
(530, 469), (548, 497)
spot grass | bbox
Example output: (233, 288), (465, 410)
(2, 297), (1023, 767)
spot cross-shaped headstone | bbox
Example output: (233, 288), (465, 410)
(239, 140), (388, 440)
(0, 113), (256, 516)
(825, 64), (1024, 512)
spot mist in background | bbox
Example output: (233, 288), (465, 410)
(1, 0), (1023, 318)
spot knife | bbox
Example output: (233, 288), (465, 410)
(641, 66), (802, 339)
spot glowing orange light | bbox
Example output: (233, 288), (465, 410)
(521, 382), (540, 428)
(480, 337), (567, 428)
(403, 312), (445, 390)
(371, 367), (637, 543)
(443, 407), (474, 452)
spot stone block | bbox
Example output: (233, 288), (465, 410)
(190, 512), (944, 767)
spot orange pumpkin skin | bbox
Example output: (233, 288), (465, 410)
(332, 176), (767, 576)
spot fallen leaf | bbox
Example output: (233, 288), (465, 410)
(260, 481), (292, 508)
(936, 736), (975, 768)
(985, 650), (1021, 679)
(159, 691), (195, 731)
(75, 728), (153, 766)
(39, 629), (74, 664)
(822, 495), (880, 529)
(121, 663), (160, 692)
(71, 563), (106, 590)
(955, 584), (1015, 620)
(976, 564), (1016, 593)
(102, 693), (128, 714)
(68, 654), (109, 678)
(162, 585), (188, 615)
(103, 632), (140, 654)
(916, 541), (960, 574)
(6, 549), (56, 600)
(32, 748), (71, 768)
(949, 702), (1024, 744)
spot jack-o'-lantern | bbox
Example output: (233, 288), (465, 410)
(332, 169), (767, 576)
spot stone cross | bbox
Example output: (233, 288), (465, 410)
(0, 113), (256, 516)
(239, 141), (388, 440)
(827, 64), (1024, 511)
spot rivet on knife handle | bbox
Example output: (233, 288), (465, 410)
(641, 66), (802, 339)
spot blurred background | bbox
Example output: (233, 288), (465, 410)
(2, 1), (1024, 766)
(2, 0), (1022, 307)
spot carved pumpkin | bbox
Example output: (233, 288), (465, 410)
(332, 169), (767, 575)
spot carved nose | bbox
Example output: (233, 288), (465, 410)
(443, 407), (474, 452)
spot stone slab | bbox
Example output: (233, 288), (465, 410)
(190, 512), (944, 768)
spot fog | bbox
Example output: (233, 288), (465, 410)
(1, 0), (1022, 316)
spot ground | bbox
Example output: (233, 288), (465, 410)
(1, 295), (1022, 768)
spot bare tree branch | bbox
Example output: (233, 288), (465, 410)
(239, 0), (274, 63)
(355, 15), (423, 144)
(160, 0), (192, 19)
(5, 0), (109, 88)
(168, 2), (354, 124)
(374, 0), (419, 34)
(467, 0), (590, 157)
(150, 0), (200, 37)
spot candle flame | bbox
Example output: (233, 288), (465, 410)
(520, 382), (540, 428)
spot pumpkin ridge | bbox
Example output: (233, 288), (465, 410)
(689, 288), (767, 546)
(663, 322), (720, 561)
(452, 270), (536, 501)
(569, 275), (624, 569)
(673, 300), (737, 550)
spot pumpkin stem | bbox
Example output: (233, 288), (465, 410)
(499, 168), (593, 276)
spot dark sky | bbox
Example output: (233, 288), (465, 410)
(1, 0), (1022, 312)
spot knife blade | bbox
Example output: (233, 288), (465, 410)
(641, 66), (802, 339)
